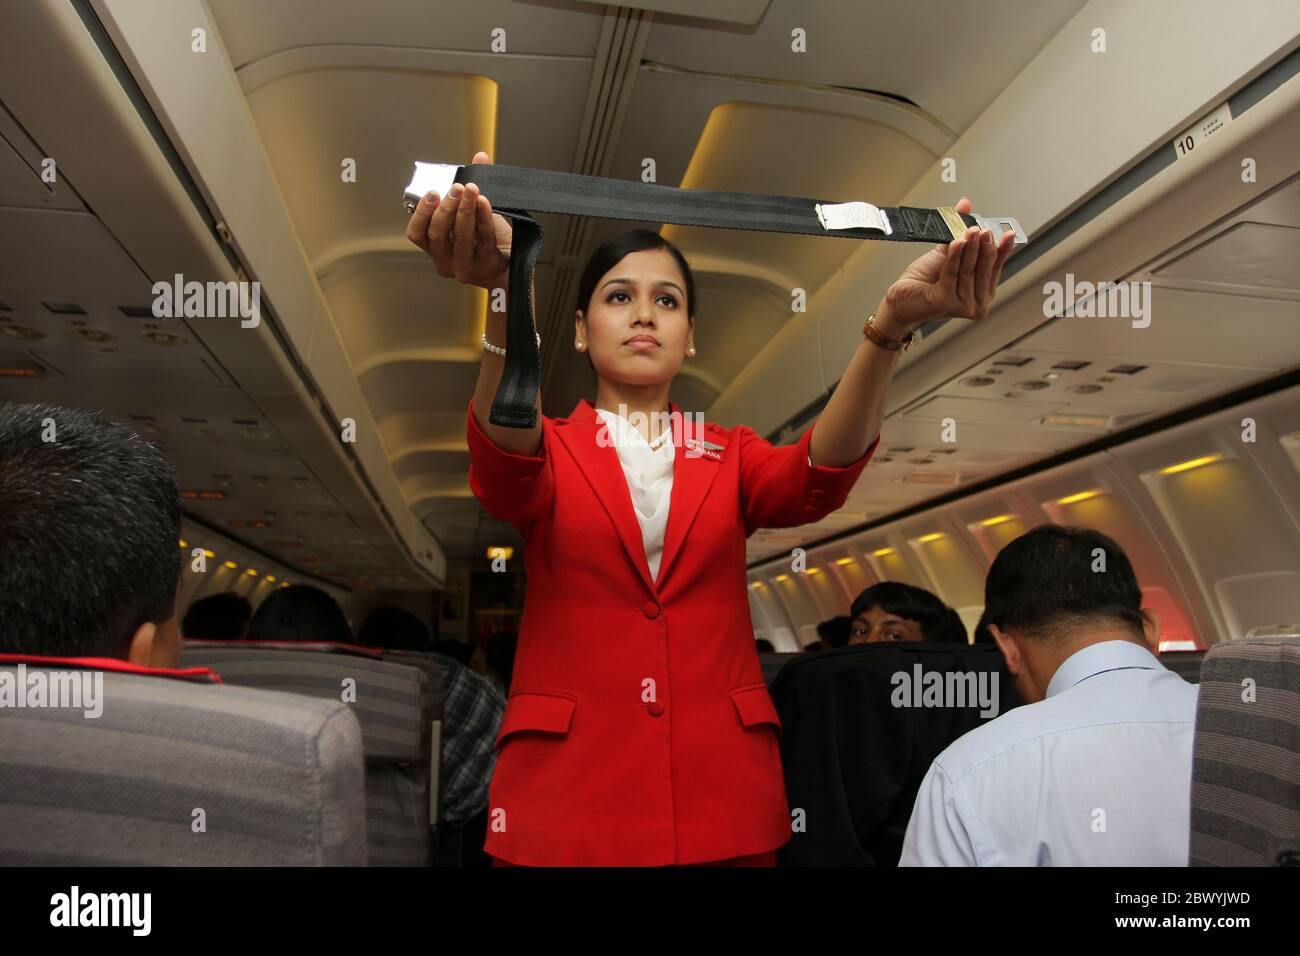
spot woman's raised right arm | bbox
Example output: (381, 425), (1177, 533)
(405, 150), (543, 458)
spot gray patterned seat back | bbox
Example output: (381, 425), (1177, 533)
(1190, 635), (1300, 866)
(180, 641), (432, 866)
(0, 662), (366, 865)
(382, 650), (446, 825)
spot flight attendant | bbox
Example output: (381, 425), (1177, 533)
(405, 152), (1015, 866)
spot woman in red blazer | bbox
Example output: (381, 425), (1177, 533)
(406, 152), (1016, 866)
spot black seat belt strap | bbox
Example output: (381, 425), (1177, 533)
(404, 162), (1025, 429)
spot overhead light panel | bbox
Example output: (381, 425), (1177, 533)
(979, 515), (1015, 527)
(1042, 413), (1110, 428)
(1057, 489), (1102, 505)
(1160, 453), (1223, 475)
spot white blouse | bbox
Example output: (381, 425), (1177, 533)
(595, 407), (675, 584)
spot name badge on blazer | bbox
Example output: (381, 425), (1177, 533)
(684, 438), (724, 461)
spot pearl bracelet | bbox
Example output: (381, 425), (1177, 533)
(482, 331), (541, 356)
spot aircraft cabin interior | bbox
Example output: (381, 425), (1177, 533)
(0, 0), (1297, 898)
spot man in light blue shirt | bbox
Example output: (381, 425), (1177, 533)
(900, 525), (1199, 866)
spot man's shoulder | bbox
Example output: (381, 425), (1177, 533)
(930, 698), (1054, 783)
(935, 667), (1199, 784)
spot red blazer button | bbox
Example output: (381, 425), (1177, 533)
(519, 476), (534, 486)
(643, 601), (660, 619)
(646, 699), (665, 717)
(810, 488), (826, 500)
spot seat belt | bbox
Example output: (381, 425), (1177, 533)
(403, 162), (1025, 429)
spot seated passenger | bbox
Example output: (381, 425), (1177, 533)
(0, 403), (181, 666)
(817, 615), (853, 648)
(248, 584), (352, 644)
(431, 648), (507, 865)
(182, 592), (252, 640)
(900, 525), (1198, 866)
(755, 638), (776, 653)
(477, 630), (518, 695)
(358, 605), (431, 652)
(848, 582), (966, 644)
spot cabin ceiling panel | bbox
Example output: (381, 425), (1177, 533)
(642, 0), (1089, 133)
(0, 208), (158, 302)
(0, 132), (50, 199)
(207, 0), (605, 69)
(401, 470), (476, 504)
(359, 358), (480, 416)
(1018, 288), (1299, 370)
(318, 264), (483, 373)
(243, 68), (499, 269)
(377, 408), (467, 461)
(1154, 222), (1300, 296)
(613, 65), (953, 193)
(234, 46), (587, 191)
(659, 100), (940, 308)
(393, 448), (471, 482)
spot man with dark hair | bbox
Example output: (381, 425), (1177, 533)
(0, 403), (182, 665)
(816, 615), (852, 649)
(848, 582), (966, 644)
(182, 592), (252, 641)
(248, 584), (352, 644)
(901, 525), (1198, 866)
(358, 605), (430, 652)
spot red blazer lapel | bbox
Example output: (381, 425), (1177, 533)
(555, 399), (657, 594)
(656, 403), (721, 589)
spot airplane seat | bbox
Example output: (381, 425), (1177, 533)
(1189, 634), (1300, 866)
(770, 642), (1020, 866)
(759, 652), (799, 686)
(0, 655), (366, 865)
(1159, 650), (1207, 683)
(380, 649), (447, 826)
(179, 640), (433, 866)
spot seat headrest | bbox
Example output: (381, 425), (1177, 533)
(182, 638), (386, 660)
(0, 653), (221, 683)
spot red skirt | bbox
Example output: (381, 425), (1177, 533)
(492, 850), (775, 867)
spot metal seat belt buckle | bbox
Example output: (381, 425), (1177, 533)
(971, 214), (1028, 245)
(403, 162), (462, 213)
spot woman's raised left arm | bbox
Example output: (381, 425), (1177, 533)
(809, 196), (1017, 468)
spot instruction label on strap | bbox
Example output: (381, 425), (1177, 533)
(815, 202), (892, 234)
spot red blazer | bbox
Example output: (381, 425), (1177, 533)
(466, 396), (875, 865)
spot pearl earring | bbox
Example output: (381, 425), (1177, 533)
(576, 340), (584, 349)
(687, 347), (695, 356)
